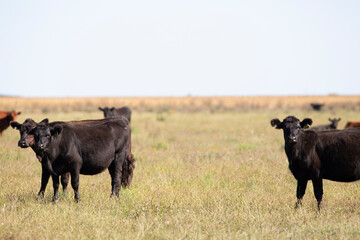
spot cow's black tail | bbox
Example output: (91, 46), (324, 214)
(121, 152), (135, 188)
(121, 125), (135, 188)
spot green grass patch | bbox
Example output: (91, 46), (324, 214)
(235, 143), (257, 151)
(152, 142), (169, 150)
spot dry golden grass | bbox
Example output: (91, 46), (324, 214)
(1, 95), (360, 113)
(1, 97), (360, 239)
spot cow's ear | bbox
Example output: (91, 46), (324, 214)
(17, 112), (21, 115)
(301, 118), (312, 129)
(10, 121), (21, 129)
(328, 118), (332, 122)
(40, 118), (49, 124)
(110, 107), (115, 111)
(270, 119), (282, 129)
(338, 118), (341, 121)
(50, 126), (62, 137)
(98, 107), (104, 111)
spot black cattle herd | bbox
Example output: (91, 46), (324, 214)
(1, 105), (360, 210)
(9, 107), (134, 202)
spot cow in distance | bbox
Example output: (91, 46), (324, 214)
(311, 118), (341, 130)
(0, 110), (21, 136)
(344, 121), (360, 128)
(98, 106), (131, 122)
(310, 103), (324, 111)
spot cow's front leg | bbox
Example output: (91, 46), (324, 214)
(38, 165), (51, 197)
(312, 178), (323, 210)
(295, 179), (308, 208)
(51, 175), (60, 201)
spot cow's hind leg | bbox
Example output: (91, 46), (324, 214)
(108, 151), (125, 198)
(61, 172), (70, 194)
(295, 179), (308, 208)
(312, 178), (323, 210)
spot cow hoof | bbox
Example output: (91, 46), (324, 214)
(295, 200), (302, 209)
(110, 193), (119, 199)
(37, 191), (45, 198)
(317, 202), (322, 211)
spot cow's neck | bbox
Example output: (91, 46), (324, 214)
(41, 156), (57, 176)
(284, 138), (303, 165)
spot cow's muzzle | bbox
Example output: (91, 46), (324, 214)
(36, 144), (46, 152)
(18, 140), (29, 148)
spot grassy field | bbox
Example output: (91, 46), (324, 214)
(1, 95), (360, 112)
(1, 97), (360, 239)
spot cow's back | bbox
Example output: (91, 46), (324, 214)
(314, 129), (360, 181)
(115, 107), (131, 122)
(0, 112), (15, 134)
(0, 111), (8, 119)
(346, 122), (360, 128)
(57, 119), (129, 175)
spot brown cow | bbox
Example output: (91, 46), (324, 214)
(344, 121), (360, 128)
(0, 110), (21, 136)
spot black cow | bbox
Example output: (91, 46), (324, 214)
(11, 119), (70, 197)
(30, 117), (135, 202)
(311, 118), (341, 130)
(11, 117), (124, 200)
(310, 103), (324, 111)
(98, 106), (131, 122)
(271, 116), (360, 210)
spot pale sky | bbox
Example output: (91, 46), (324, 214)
(1, 1), (359, 97)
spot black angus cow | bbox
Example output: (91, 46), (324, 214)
(311, 118), (341, 131)
(30, 117), (135, 202)
(11, 118), (70, 197)
(310, 103), (324, 111)
(271, 116), (360, 210)
(10, 117), (125, 200)
(98, 106), (131, 122)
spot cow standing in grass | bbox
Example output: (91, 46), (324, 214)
(311, 118), (341, 130)
(310, 103), (324, 111)
(0, 110), (21, 136)
(30, 117), (135, 202)
(11, 119), (70, 197)
(271, 116), (360, 210)
(11, 117), (133, 201)
(345, 121), (360, 128)
(99, 106), (131, 122)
